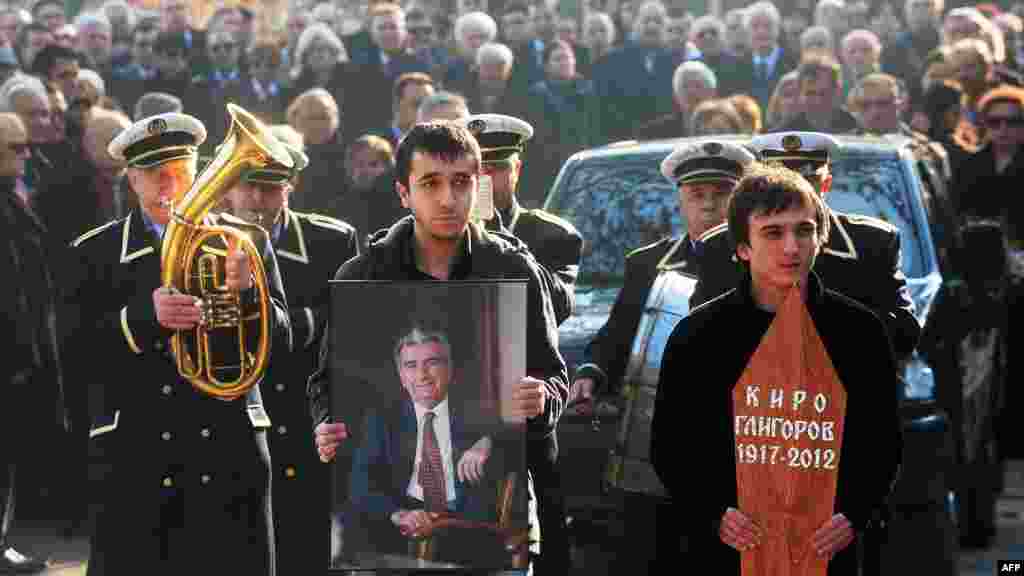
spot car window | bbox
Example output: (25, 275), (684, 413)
(549, 151), (928, 283)
(548, 153), (686, 284)
(825, 155), (925, 279)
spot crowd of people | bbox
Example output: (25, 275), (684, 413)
(0, 0), (1022, 573)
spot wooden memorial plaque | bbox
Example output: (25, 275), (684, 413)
(732, 287), (848, 576)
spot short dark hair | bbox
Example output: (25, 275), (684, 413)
(31, 0), (64, 17)
(797, 51), (843, 90)
(394, 121), (481, 188)
(393, 72), (434, 107)
(29, 44), (79, 78)
(728, 163), (830, 251)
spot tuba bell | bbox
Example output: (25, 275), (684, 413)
(160, 103), (294, 400)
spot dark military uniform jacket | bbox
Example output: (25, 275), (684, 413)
(489, 201), (583, 326)
(262, 209), (358, 573)
(68, 209), (292, 575)
(576, 234), (696, 396)
(653, 271), (902, 576)
(691, 210), (920, 361)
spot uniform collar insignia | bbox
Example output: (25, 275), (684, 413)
(121, 211), (155, 263)
(821, 210), (858, 260)
(275, 209), (309, 264)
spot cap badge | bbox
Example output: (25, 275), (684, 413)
(467, 119), (486, 135)
(147, 118), (168, 135)
(781, 134), (802, 151)
(703, 142), (723, 155)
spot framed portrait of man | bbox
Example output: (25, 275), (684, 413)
(327, 281), (529, 571)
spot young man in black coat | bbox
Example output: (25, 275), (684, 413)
(691, 131), (920, 362)
(309, 121), (570, 573)
(573, 139), (755, 572)
(652, 163), (902, 576)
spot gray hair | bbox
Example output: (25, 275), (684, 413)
(292, 22), (348, 77)
(101, 0), (136, 36)
(0, 73), (48, 112)
(691, 14), (726, 41)
(631, 0), (667, 41)
(134, 91), (182, 120)
(476, 41), (513, 69)
(673, 60), (716, 96)
(74, 11), (112, 34)
(744, 1), (781, 32)
(814, 0), (845, 27)
(945, 7), (1006, 63)
(952, 36), (994, 66)
(801, 25), (834, 53)
(584, 11), (616, 46)
(78, 68), (106, 97)
(454, 11), (497, 45)
(393, 326), (452, 369)
(416, 91), (469, 121)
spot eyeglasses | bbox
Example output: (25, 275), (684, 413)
(986, 115), (1024, 128)
(8, 142), (29, 154)
(696, 29), (718, 38)
(210, 43), (237, 53)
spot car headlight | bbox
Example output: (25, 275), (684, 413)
(903, 351), (936, 402)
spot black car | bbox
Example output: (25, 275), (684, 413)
(543, 135), (1008, 573)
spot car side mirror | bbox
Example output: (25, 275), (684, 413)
(959, 220), (1007, 296)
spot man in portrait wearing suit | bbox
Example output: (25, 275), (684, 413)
(346, 326), (505, 564)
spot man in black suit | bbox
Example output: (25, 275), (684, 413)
(691, 131), (920, 362)
(347, 327), (505, 563)
(224, 136), (360, 576)
(457, 113), (583, 325)
(775, 53), (859, 134)
(737, 1), (798, 112)
(572, 139), (755, 572)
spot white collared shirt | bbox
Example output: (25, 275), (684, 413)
(407, 398), (457, 505)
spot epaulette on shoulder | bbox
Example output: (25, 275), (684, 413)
(625, 236), (670, 259)
(525, 208), (579, 234)
(302, 212), (353, 235)
(71, 219), (120, 247)
(698, 221), (728, 242)
(845, 213), (898, 232)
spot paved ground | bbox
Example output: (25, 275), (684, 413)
(8, 460), (1022, 575)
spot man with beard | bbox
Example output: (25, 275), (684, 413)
(0, 112), (57, 575)
(225, 137), (359, 576)
(68, 112), (292, 575)
(310, 121), (569, 575)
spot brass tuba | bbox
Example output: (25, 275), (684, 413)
(160, 103), (294, 400)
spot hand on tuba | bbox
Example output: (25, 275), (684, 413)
(223, 236), (253, 292)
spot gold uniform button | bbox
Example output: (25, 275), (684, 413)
(161, 431), (172, 441)
(285, 467), (296, 478)
(201, 428), (211, 438)
(162, 476), (173, 488)
(275, 383), (285, 392)
(161, 385), (172, 396)
(200, 474), (211, 485)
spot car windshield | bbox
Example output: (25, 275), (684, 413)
(547, 151), (926, 284)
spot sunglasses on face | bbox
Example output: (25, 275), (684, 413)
(986, 115), (1024, 128)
